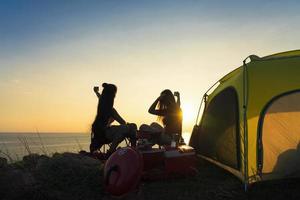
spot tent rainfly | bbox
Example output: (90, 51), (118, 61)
(189, 50), (300, 190)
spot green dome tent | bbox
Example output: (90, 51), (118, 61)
(189, 50), (300, 189)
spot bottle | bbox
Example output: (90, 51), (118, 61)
(171, 134), (176, 148)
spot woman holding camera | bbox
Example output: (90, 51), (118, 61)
(90, 83), (137, 155)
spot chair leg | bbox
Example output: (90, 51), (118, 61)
(101, 144), (105, 153)
(125, 138), (129, 146)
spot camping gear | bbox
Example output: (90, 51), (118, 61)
(104, 147), (143, 196)
(164, 145), (197, 176)
(141, 145), (197, 180)
(104, 142), (196, 196)
(189, 50), (300, 190)
(137, 130), (196, 179)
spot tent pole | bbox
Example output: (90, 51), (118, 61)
(195, 94), (208, 125)
(195, 95), (204, 126)
(243, 58), (249, 191)
(195, 80), (220, 125)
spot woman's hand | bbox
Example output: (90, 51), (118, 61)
(93, 86), (99, 93)
(174, 91), (180, 97)
(174, 91), (181, 106)
(93, 86), (101, 98)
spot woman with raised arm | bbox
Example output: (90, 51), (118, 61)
(90, 83), (137, 156)
(140, 89), (183, 145)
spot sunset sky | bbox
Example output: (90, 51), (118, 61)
(1, 0), (300, 133)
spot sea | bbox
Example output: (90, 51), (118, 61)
(0, 132), (191, 162)
(0, 132), (91, 161)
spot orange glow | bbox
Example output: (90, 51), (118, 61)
(181, 103), (198, 128)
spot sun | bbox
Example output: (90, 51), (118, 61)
(181, 103), (198, 125)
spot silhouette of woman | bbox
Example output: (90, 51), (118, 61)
(140, 89), (183, 145)
(90, 83), (136, 155)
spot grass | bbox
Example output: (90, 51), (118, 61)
(18, 136), (32, 155)
(37, 132), (48, 155)
(75, 138), (83, 151)
(0, 143), (14, 163)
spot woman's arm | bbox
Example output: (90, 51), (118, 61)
(94, 87), (102, 115)
(148, 97), (165, 116)
(111, 108), (126, 125)
(94, 86), (101, 98)
(174, 91), (181, 107)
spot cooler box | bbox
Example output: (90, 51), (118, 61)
(164, 145), (196, 175)
(140, 148), (165, 171)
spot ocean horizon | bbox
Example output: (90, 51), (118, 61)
(0, 132), (191, 161)
(0, 132), (90, 161)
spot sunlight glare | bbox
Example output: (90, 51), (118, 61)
(181, 103), (198, 125)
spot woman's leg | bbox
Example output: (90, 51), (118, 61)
(139, 122), (163, 133)
(105, 124), (132, 155)
(150, 122), (164, 132)
(139, 123), (164, 145)
(127, 123), (137, 147)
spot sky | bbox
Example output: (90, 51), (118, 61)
(1, 0), (300, 133)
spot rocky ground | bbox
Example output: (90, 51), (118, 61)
(0, 153), (299, 200)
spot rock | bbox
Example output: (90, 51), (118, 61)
(22, 171), (36, 186)
(23, 153), (40, 168)
(35, 155), (49, 167)
(0, 168), (37, 199)
(0, 157), (7, 168)
(35, 152), (104, 199)
(22, 154), (50, 170)
(1, 153), (105, 200)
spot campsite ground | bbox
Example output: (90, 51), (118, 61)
(139, 159), (300, 200)
(0, 153), (299, 200)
